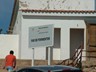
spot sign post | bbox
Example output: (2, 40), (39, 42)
(48, 46), (52, 65)
(29, 24), (54, 66)
(32, 48), (34, 66)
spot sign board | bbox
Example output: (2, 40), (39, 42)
(29, 24), (54, 48)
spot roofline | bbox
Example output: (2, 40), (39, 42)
(20, 9), (96, 13)
(8, 0), (19, 34)
(19, 9), (96, 18)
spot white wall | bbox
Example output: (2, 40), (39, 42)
(13, 11), (22, 34)
(20, 15), (86, 60)
(19, 0), (95, 10)
(0, 35), (19, 59)
(11, 0), (94, 60)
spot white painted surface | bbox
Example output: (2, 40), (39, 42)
(13, 11), (22, 34)
(53, 48), (60, 60)
(19, 0), (95, 10)
(19, 14), (86, 60)
(0, 0), (95, 61)
(0, 35), (19, 59)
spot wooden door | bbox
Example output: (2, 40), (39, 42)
(86, 24), (96, 60)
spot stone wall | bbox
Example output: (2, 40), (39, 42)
(1, 59), (96, 72)
(0, 59), (60, 71)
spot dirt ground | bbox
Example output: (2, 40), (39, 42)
(0, 59), (96, 72)
(83, 67), (96, 72)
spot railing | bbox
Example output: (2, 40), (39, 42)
(57, 43), (83, 68)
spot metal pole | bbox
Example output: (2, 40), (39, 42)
(48, 46), (51, 65)
(32, 48), (34, 66)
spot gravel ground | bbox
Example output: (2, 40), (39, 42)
(83, 68), (96, 72)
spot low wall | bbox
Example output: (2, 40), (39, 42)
(0, 35), (19, 59)
(1, 59), (96, 72)
(0, 59), (60, 71)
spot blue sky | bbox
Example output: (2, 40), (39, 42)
(0, 0), (14, 34)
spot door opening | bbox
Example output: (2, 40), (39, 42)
(70, 29), (84, 58)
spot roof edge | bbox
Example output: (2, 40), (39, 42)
(20, 9), (96, 13)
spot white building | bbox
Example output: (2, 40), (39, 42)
(19, 0), (95, 10)
(1, 0), (96, 61)
(13, 9), (96, 60)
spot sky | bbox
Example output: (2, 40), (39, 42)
(0, 0), (14, 34)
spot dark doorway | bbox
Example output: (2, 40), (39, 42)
(70, 29), (84, 58)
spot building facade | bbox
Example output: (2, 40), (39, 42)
(13, 8), (96, 60)
(1, 0), (96, 61)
